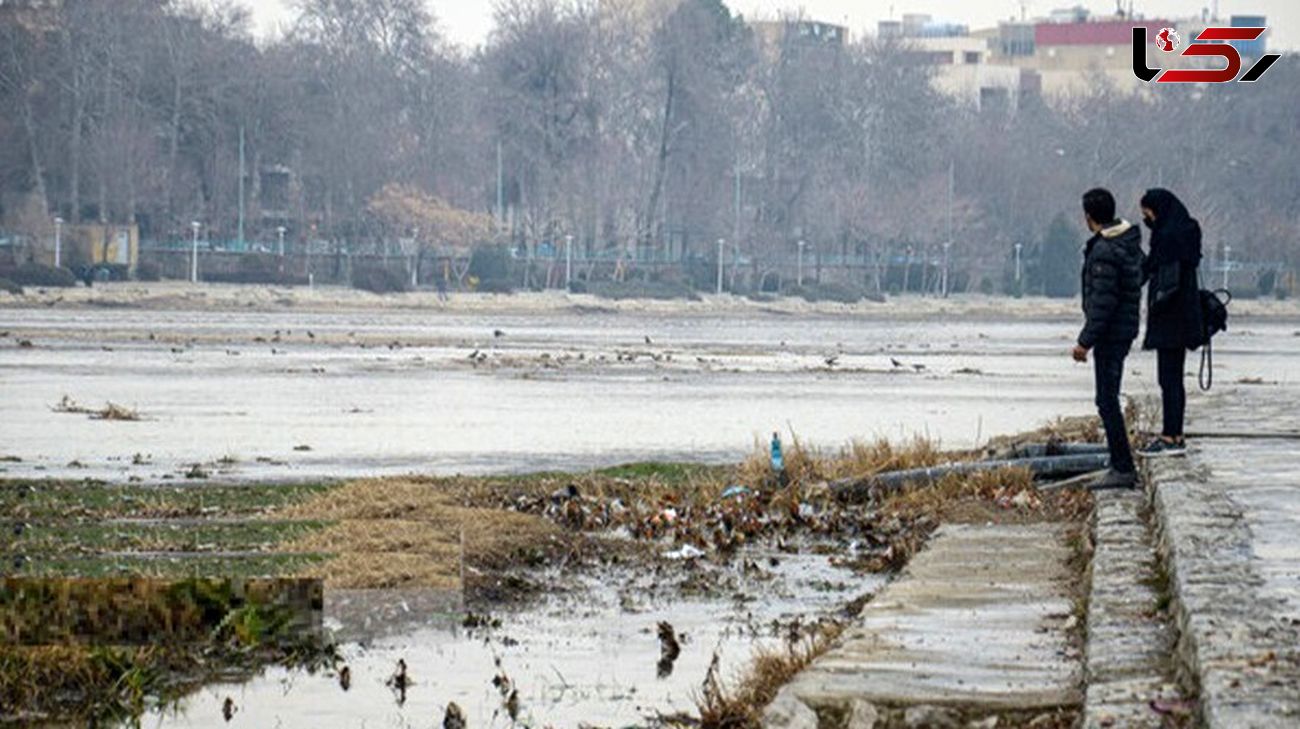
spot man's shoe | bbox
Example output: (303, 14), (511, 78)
(1090, 468), (1138, 491)
(1137, 438), (1187, 459)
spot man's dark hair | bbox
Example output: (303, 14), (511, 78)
(1082, 188), (1116, 224)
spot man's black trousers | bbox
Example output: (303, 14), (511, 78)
(1094, 342), (1136, 474)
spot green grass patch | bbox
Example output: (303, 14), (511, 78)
(9, 520), (329, 555)
(1, 480), (336, 520)
(13, 553), (329, 580)
(592, 461), (729, 484)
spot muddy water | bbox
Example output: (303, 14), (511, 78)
(148, 549), (880, 728)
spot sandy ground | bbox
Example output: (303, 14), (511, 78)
(5, 281), (1299, 320)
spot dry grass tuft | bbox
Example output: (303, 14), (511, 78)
(92, 403), (142, 421)
(274, 478), (564, 589)
(51, 395), (142, 421)
(294, 553), (460, 591)
(281, 520), (460, 556)
(983, 414), (1102, 455)
(697, 622), (844, 729)
(736, 435), (947, 488)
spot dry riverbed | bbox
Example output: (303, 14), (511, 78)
(2, 418), (1099, 727)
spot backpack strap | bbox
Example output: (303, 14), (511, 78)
(1199, 336), (1213, 391)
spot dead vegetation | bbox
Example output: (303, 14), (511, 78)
(52, 395), (142, 421)
(982, 414), (1103, 456)
(0, 578), (332, 723)
(696, 621), (845, 729)
(269, 424), (1100, 593)
(274, 478), (567, 591)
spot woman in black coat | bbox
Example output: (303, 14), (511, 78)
(1138, 188), (1203, 457)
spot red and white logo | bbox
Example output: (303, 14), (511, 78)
(1134, 26), (1280, 83)
(1155, 27), (1181, 52)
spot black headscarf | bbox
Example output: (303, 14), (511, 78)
(1141, 188), (1202, 266)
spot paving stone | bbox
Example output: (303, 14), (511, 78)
(782, 524), (1081, 717)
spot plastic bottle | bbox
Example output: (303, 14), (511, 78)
(770, 432), (784, 474)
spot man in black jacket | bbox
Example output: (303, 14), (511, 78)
(1072, 188), (1145, 489)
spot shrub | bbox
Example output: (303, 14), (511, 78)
(0, 278), (21, 295)
(135, 261), (162, 282)
(0, 263), (77, 288)
(786, 282), (865, 304)
(567, 280), (588, 294)
(468, 245), (510, 281)
(476, 278), (515, 294)
(208, 254), (306, 285)
(1257, 269), (1277, 298)
(352, 265), (410, 294)
(587, 280), (700, 301)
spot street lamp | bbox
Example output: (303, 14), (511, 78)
(942, 241), (952, 298)
(565, 234), (574, 288)
(1223, 244), (1232, 290)
(411, 226), (420, 288)
(716, 238), (725, 295)
(53, 216), (64, 268)
(903, 245), (914, 294)
(276, 226), (287, 257)
(797, 239), (806, 287)
(190, 221), (201, 283)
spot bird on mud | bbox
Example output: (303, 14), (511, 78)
(824, 355), (840, 368)
(505, 688), (520, 721)
(645, 335), (653, 345)
(387, 659), (411, 705)
(338, 665), (351, 691)
(912, 363), (927, 372)
(890, 357), (905, 369)
(221, 697), (236, 722)
(443, 702), (467, 729)
(493, 329), (505, 338)
(657, 621), (682, 678)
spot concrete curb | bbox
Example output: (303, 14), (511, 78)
(1080, 487), (1180, 728)
(1147, 455), (1300, 727)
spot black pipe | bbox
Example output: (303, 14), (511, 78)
(832, 453), (1111, 502)
(1001, 442), (1110, 459)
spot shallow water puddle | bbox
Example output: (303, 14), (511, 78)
(147, 549), (881, 728)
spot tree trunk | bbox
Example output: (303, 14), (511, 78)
(68, 43), (84, 223)
(97, 47), (114, 223)
(643, 65), (676, 249)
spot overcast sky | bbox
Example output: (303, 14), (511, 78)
(247, 0), (1298, 51)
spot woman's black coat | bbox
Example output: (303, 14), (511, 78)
(1141, 189), (1203, 351)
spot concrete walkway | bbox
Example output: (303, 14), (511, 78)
(1149, 387), (1300, 727)
(766, 523), (1082, 726)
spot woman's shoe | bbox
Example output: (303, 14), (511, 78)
(1137, 438), (1187, 458)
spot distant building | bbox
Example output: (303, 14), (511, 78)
(882, 15), (1036, 112)
(753, 18), (847, 61)
(885, 7), (1270, 104)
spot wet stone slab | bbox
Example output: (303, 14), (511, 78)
(770, 523), (1083, 724)
(1149, 387), (1300, 728)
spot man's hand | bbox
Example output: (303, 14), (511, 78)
(1072, 344), (1090, 363)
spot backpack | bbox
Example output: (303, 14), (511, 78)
(1196, 288), (1231, 391)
